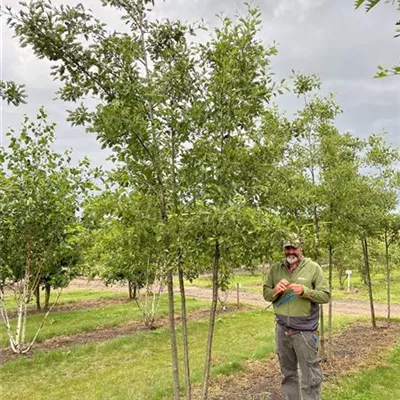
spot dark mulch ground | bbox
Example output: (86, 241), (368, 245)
(201, 322), (400, 400)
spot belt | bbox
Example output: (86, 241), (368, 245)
(284, 329), (300, 338)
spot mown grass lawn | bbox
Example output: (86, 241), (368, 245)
(0, 309), (354, 400)
(2, 278), (399, 400)
(0, 310), (276, 400)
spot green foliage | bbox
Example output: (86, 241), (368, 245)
(3, 0), (400, 368)
(0, 108), (94, 352)
(0, 80), (27, 106)
(82, 188), (163, 295)
(0, 108), (92, 287)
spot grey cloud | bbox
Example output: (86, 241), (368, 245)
(1, 0), (399, 167)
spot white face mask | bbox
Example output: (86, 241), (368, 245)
(286, 255), (298, 265)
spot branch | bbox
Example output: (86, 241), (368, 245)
(23, 288), (63, 353)
(0, 290), (17, 353)
(4, 7), (114, 100)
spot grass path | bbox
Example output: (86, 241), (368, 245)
(0, 310), (279, 400)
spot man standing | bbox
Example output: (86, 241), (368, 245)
(263, 234), (330, 400)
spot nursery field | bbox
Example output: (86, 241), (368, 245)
(1, 279), (400, 400)
(186, 269), (400, 304)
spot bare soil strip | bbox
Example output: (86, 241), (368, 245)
(67, 278), (400, 318)
(183, 286), (400, 318)
(6, 297), (130, 319)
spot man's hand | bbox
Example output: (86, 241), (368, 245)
(288, 284), (304, 295)
(274, 279), (289, 296)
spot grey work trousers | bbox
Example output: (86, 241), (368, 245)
(275, 323), (323, 400)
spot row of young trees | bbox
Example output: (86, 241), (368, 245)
(1, 1), (399, 398)
(0, 108), (92, 353)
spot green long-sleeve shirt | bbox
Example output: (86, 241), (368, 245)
(263, 257), (330, 331)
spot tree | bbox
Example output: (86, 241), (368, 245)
(364, 134), (400, 325)
(181, 7), (282, 396)
(319, 126), (365, 352)
(83, 187), (166, 327)
(4, 2), (289, 397)
(35, 224), (82, 311)
(5, 1), (200, 395)
(287, 73), (342, 358)
(382, 215), (400, 325)
(0, 108), (92, 353)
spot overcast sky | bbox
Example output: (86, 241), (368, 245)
(1, 0), (399, 168)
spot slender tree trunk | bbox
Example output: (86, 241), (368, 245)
(128, 281), (132, 299)
(44, 283), (51, 310)
(384, 231), (391, 327)
(128, 280), (137, 300)
(35, 284), (41, 311)
(24, 289), (62, 353)
(15, 286), (23, 352)
(328, 244), (333, 357)
(362, 238), (376, 328)
(21, 289), (28, 349)
(178, 253), (191, 400)
(167, 269), (180, 399)
(0, 290), (18, 353)
(338, 267), (345, 290)
(202, 239), (220, 400)
(313, 204), (325, 359)
(170, 117), (191, 398)
(136, 7), (180, 381)
(319, 305), (325, 359)
(17, 238), (32, 353)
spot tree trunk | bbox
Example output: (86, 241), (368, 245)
(17, 238), (32, 353)
(44, 283), (51, 311)
(202, 239), (220, 400)
(15, 288), (24, 353)
(328, 244), (333, 357)
(136, 10), (180, 392)
(0, 290), (18, 353)
(170, 114), (191, 398)
(35, 284), (41, 311)
(128, 280), (137, 300)
(319, 305), (325, 359)
(338, 267), (346, 290)
(362, 238), (376, 328)
(167, 269), (180, 399)
(313, 205), (325, 359)
(178, 253), (192, 400)
(384, 231), (391, 327)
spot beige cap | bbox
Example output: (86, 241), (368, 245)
(283, 233), (303, 249)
